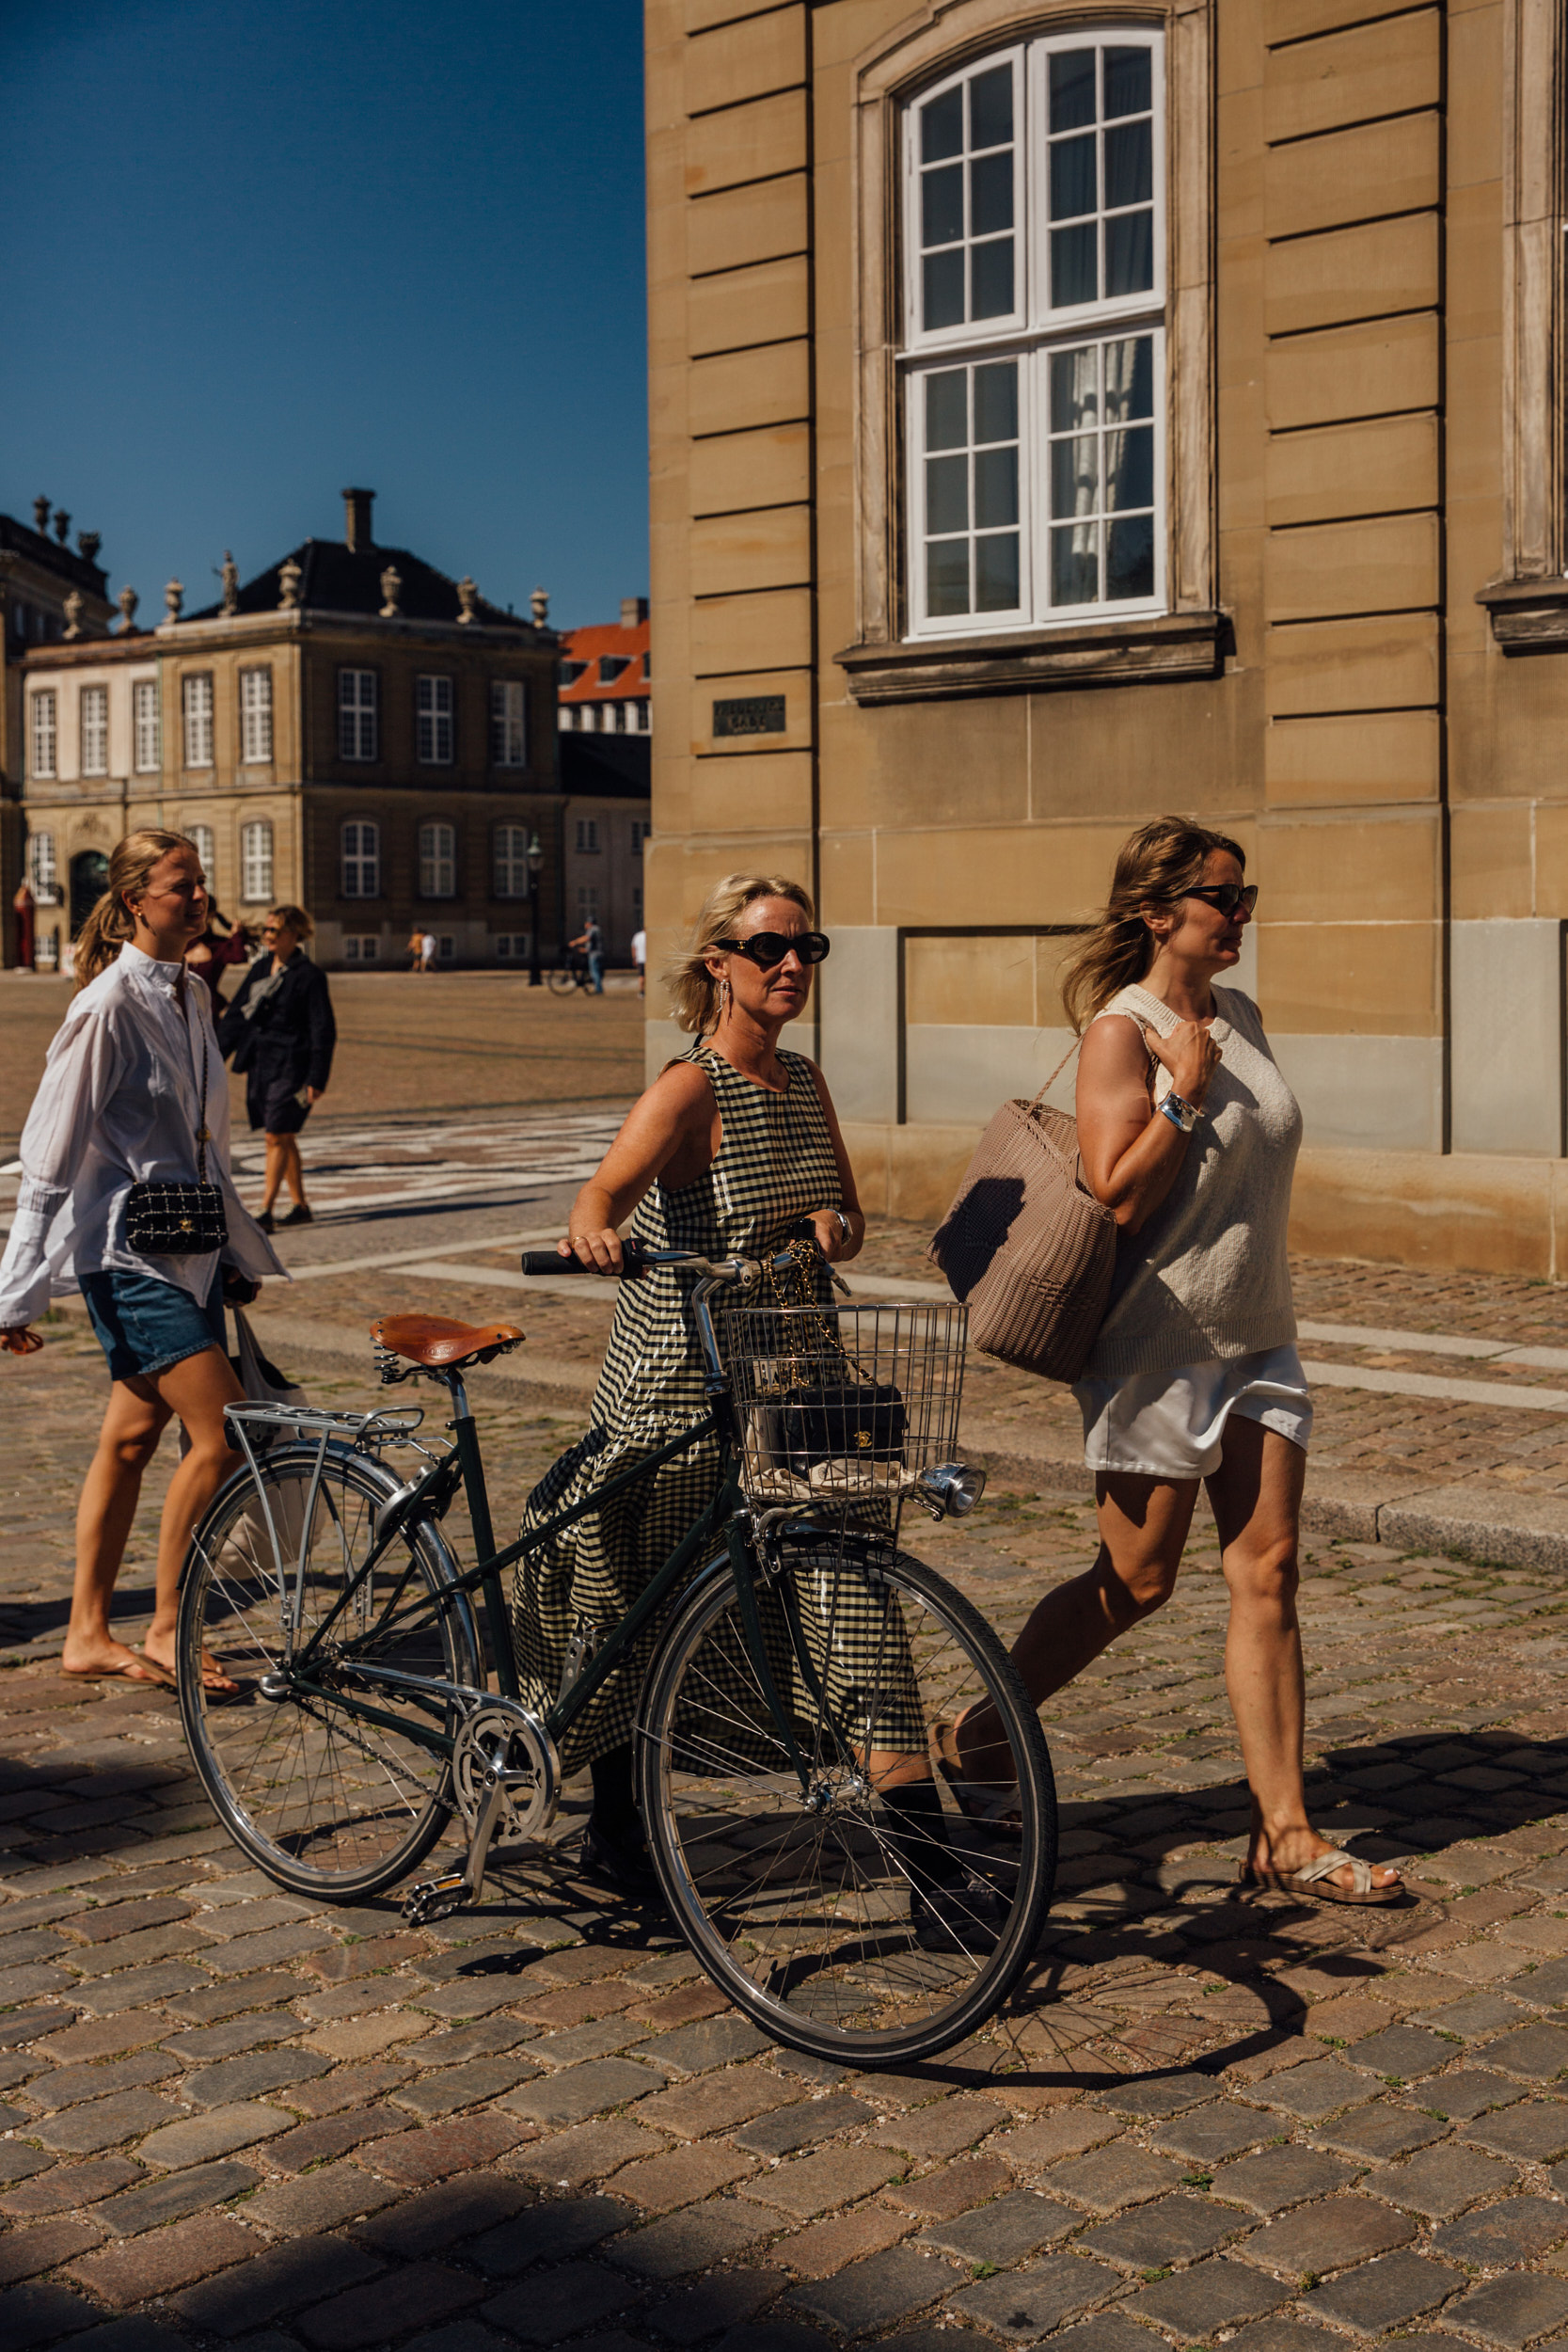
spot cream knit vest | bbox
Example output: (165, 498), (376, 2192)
(1082, 982), (1302, 1380)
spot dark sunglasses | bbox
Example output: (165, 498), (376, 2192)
(716, 930), (831, 970)
(1186, 883), (1258, 917)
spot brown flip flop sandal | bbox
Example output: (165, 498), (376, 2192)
(61, 1648), (176, 1691)
(1238, 1846), (1403, 1906)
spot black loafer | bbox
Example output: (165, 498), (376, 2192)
(580, 1820), (664, 1903)
(257, 1210), (276, 1233)
(279, 1204), (314, 1227)
(910, 1876), (1008, 1955)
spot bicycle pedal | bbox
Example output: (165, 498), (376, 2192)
(404, 1872), (471, 1926)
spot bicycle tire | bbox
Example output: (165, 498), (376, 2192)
(547, 967), (578, 994)
(636, 1537), (1056, 2067)
(178, 1442), (481, 1901)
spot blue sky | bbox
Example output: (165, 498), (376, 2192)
(1, 0), (648, 632)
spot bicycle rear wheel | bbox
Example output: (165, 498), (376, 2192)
(178, 1443), (481, 1900)
(547, 966), (578, 994)
(636, 1536), (1055, 2067)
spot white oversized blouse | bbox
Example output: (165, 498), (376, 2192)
(0, 943), (283, 1329)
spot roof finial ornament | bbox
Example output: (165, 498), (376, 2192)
(62, 590), (83, 641)
(379, 564), (403, 619)
(220, 550), (240, 616)
(531, 585), (548, 628)
(165, 579), (184, 622)
(277, 556), (302, 612)
(456, 576), (478, 625)
(117, 586), (139, 632)
(33, 496), (50, 534)
(77, 530), (102, 564)
(54, 510), (71, 546)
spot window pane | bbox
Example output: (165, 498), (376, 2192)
(926, 369), (968, 451)
(922, 247), (965, 329)
(974, 360), (1018, 444)
(1105, 119), (1152, 210)
(921, 85), (963, 161)
(921, 163), (963, 247)
(927, 540), (970, 616)
(970, 237), (1013, 318)
(1106, 423), (1155, 510)
(1050, 222), (1098, 306)
(969, 151), (1012, 235)
(1049, 132), (1096, 220)
(975, 532), (1021, 611)
(1107, 514), (1155, 599)
(1051, 345), (1100, 434)
(1052, 434), (1101, 518)
(1049, 49), (1096, 132)
(1105, 336), (1155, 421)
(968, 64), (1012, 150)
(927, 454), (969, 533)
(1103, 45), (1151, 119)
(974, 447), (1019, 529)
(1105, 208), (1154, 296)
(1052, 522), (1101, 604)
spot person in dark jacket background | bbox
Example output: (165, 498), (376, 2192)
(217, 904), (336, 1233)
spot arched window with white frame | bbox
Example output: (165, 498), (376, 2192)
(902, 29), (1164, 635)
(26, 831), (59, 904)
(341, 819), (381, 899)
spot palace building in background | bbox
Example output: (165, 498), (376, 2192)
(644, 0), (1568, 1274)
(14, 489), (564, 973)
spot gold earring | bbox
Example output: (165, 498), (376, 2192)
(719, 975), (732, 1018)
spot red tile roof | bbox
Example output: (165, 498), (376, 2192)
(560, 615), (650, 705)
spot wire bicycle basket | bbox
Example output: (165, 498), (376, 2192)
(721, 1298), (969, 1517)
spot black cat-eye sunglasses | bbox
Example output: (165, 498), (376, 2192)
(715, 930), (832, 969)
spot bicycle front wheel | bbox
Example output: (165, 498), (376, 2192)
(637, 1537), (1056, 2067)
(547, 966), (578, 994)
(179, 1443), (481, 1901)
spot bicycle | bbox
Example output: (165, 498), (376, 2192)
(176, 1239), (1058, 2066)
(547, 956), (594, 994)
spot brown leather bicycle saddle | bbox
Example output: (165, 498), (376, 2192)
(372, 1314), (524, 1369)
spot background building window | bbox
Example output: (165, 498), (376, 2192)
(576, 818), (599, 852)
(490, 679), (527, 767)
(339, 669), (377, 761)
(493, 822), (530, 898)
(419, 819), (457, 898)
(241, 818), (274, 903)
(240, 668), (274, 763)
(26, 831), (58, 904)
(598, 656), (628, 686)
(134, 679), (161, 772)
(341, 819), (381, 898)
(493, 932), (532, 961)
(903, 32), (1164, 634)
(30, 691), (56, 778)
(417, 675), (454, 764)
(182, 673), (215, 768)
(342, 935), (381, 963)
(634, 699), (650, 731)
(630, 818), (649, 854)
(186, 823), (216, 882)
(79, 684), (109, 777)
(577, 885), (600, 923)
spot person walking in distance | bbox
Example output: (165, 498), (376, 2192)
(630, 923), (646, 998)
(218, 905), (336, 1234)
(0, 830), (282, 1689)
(569, 913), (605, 993)
(935, 816), (1401, 1907)
(420, 930), (437, 973)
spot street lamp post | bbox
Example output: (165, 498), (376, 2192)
(527, 831), (544, 988)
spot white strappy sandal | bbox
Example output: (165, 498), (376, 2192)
(1238, 1845), (1403, 1907)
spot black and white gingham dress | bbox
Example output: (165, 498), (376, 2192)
(511, 1043), (852, 1770)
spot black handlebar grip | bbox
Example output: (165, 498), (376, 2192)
(519, 1249), (587, 1276)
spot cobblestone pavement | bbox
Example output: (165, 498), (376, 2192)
(11, 1343), (1568, 2346)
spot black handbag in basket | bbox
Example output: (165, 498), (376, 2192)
(766, 1236), (907, 1475)
(124, 1023), (229, 1256)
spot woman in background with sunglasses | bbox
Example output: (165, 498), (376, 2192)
(939, 815), (1401, 1908)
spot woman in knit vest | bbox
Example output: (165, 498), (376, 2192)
(940, 816), (1401, 1906)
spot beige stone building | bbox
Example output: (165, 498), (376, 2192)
(644, 0), (1568, 1275)
(17, 490), (562, 975)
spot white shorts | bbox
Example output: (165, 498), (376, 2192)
(1074, 1343), (1313, 1481)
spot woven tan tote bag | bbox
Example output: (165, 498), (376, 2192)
(927, 1041), (1117, 1382)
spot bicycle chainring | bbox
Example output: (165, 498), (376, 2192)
(451, 1700), (561, 1843)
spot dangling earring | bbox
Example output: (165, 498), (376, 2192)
(719, 975), (732, 1021)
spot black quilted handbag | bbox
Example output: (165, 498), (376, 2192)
(772, 1381), (907, 1476)
(124, 1025), (229, 1255)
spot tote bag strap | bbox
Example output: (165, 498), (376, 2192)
(1026, 1034), (1082, 1116)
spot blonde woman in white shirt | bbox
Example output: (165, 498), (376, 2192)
(0, 831), (281, 1690)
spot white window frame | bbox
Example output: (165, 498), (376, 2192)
(186, 824), (216, 883)
(182, 672), (215, 769)
(241, 818), (274, 903)
(341, 818), (381, 900)
(30, 690), (56, 779)
(79, 684), (109, 777)
(417, 675), (454, 765)
(239, 667), (274, 763)
(490, 679), (528, 767)
(576, 818), (599, 853)
(134, 679), (161, 773)
(342, 934), (381, 964)
(26, 831), (58, 904)
(339, 669), (378, 762)
(419, 819), (457, 899)
(900, 28), (1166, 642)
(493, 822), (530, 899)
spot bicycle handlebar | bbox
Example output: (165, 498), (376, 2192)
(518, 1243), (755, 1280)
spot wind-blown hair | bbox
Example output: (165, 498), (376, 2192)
(1059, 815), (1245, 1032)
(73, 829), (199, 992)
(663, 872), (816, 1036)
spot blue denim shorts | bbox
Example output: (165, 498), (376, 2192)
(81, 1268), (226, 1382)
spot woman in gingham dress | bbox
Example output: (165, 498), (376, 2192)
(513, 874), (932, 1901)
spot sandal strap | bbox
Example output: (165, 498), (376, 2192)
(1292, 1846), (1374, 1894)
